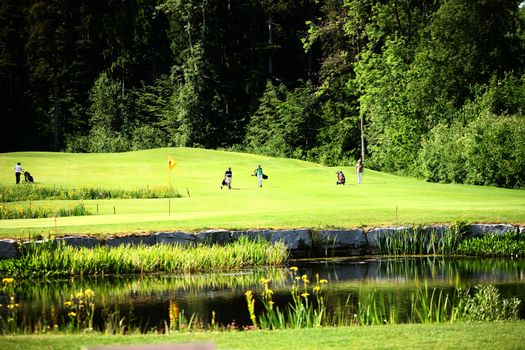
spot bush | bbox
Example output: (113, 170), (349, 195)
(456, 232), (525, 257)
(418, 113), (525, 188)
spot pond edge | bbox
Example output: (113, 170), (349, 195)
(0, 223), (523, 259)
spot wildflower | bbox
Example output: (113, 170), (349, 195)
(68, 312), (76, 317)
(301, 274), (310, 284)
(301, 292), (310, 298)
(2, 278), (15, 284)
(85, 289), (95, 298)
(76, 291), (84, 299)
(313, 286), (321, 293)
(64, 301), (73, 307)
(260, 278), (270, 285)
(320, 279), (328, 284)
(245, 290), (253, 297)
(290, 266), (298, 271)
(264, 288), (274, 296)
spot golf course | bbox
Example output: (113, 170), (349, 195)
(1, 148), (525, 349)
(0, 147), (524, 238)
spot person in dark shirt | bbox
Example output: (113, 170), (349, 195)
(222, 167), (232, 189)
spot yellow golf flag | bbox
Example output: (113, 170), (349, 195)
(168, 157), (176, 170)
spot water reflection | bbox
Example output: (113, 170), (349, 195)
(5, 257), (525, 329)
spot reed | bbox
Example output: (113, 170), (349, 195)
(0, 236), (288, 278)
(244, 268), (522, 330)
(379, 227), (463, 255)
(0, 275), (521, 335)
(0, 185), (181, 202)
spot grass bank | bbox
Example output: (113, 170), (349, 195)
(0, 322), (523, 350)
(0, 148), (524, 237)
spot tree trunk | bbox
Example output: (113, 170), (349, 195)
(53, 80), (59, 151)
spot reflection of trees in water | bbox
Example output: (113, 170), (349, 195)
(9, 258), (525, 328)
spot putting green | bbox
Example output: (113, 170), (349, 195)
(0, 148), (524, 238)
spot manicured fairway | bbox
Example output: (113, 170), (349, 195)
(0, 322), (524, 350)
(0, 148), (524, 238)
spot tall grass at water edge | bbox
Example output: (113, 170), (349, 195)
(377, 222), (468, 255)
(0, 273), (521, 334)
(0, 237), (288, 278)
(244, 269), (521, 330)
(0, 185), (181, 202)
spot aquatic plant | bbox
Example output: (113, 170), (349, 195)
(378, 226), (463, 255)
(246, 268), (330, 329)
(0, 277), (19, 334)
(456, 285), (521, 321)
(456, 232), (525, 257)
(63, 289), (96, 332)
(0, 236), (288, 278)
(244, 268), (522, 330)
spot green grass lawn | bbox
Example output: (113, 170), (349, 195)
(1, 322), (524, 350)
(0, 148), (524, 238)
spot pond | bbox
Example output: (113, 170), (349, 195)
(3, 256), (525, 331)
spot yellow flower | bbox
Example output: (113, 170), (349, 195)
(85, 289), (95, 298)
(68, 312), (76, 317)
(313, 286), (321, 292)
(264, 288), (274, 296)
(290, 266), (298, 271)
(301, 275), (310, 284)
(64, 301), (73, 307)
(260, 278), (270, 285)
(268, 301), (274, 308)
(320, 279), (328, 284)
(301, 292), (310, 298)
(2, 278), (15, 284)
(76, 291), (84, 299)
(245, 290), (253, 297)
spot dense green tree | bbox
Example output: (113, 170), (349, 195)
(409, 0), (523, 123)
(0, 0), (34, 151)
(245, 80), (319, 159)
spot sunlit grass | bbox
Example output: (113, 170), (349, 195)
(0, 148), (524, 237)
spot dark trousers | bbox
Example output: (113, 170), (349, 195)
(15, 172), (21, 184)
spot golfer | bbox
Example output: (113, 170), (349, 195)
(224, 167), (232, 189)
(13, 162), (23, 184)
(356, 159), (364, 184)
(254, 165), (263, 188)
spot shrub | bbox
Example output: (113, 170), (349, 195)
(418, 113), (525, 188)
(456, 232), (525, 257)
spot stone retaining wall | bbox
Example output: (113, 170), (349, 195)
(1, 224), (523, 259)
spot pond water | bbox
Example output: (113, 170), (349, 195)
(4, 257), (525, 331)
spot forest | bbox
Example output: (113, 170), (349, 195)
(1, 0), (525, 188)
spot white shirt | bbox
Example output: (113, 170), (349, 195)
(15, 165), (22, 173)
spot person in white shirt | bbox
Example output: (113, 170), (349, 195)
(14, 162), (23, 184)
